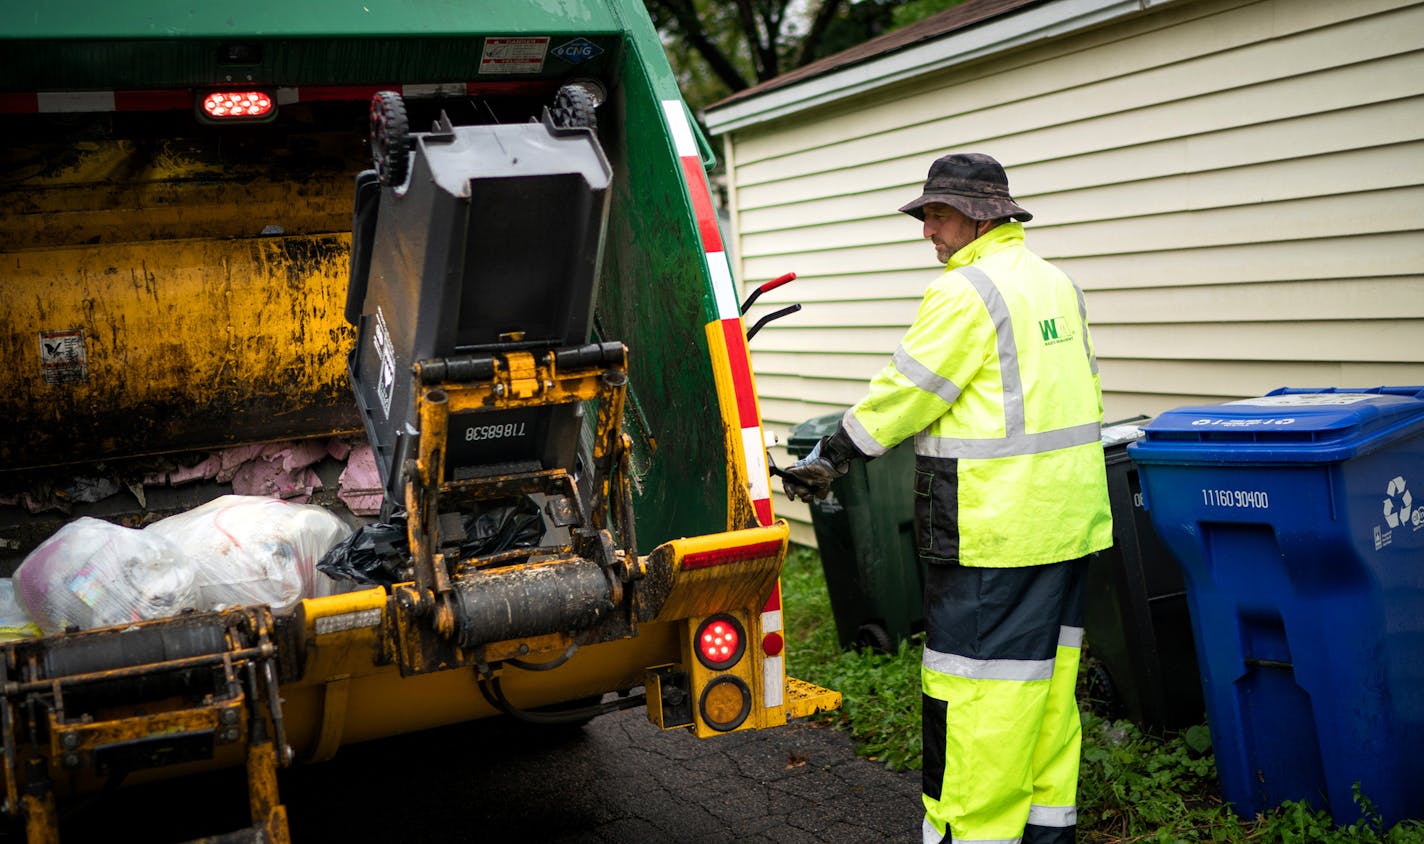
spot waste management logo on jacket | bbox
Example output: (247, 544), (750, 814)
(1038, 316), (1075, 347)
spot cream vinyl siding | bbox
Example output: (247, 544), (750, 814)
(715, 0), (1424, 544)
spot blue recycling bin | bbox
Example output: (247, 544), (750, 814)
(1128, 386), (1424, 828)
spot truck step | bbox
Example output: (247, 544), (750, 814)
(784, 676), (842, 718)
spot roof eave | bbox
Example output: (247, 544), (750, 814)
(703, 0), (1182, 135)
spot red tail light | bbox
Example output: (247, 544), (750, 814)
(199, 90), (275, 121)
(695, 614), (746, 670)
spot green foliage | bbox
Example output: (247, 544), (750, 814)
(889, 0), (968, 30)
(646, 0), (976, 111)
(780, 544), (922, 770)
(1077, 711), (1226, 840)
(780, 543), (1424, 842)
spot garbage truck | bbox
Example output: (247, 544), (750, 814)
(0, 2), (840, 840)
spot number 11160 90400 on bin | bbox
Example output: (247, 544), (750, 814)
(1202, 488), (1270, 509)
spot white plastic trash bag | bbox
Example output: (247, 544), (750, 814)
(0, 578), (42, 641)
(147, 495), (352, 613)
(14, 517), (200, 634)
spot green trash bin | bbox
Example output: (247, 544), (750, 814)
(787, 411), (921, 652)
(1083, 418), (1205, 732)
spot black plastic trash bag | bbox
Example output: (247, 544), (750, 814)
(316, 497), (546, 586)
(316, 519), (410, 586)
(460, 495), (543, 558)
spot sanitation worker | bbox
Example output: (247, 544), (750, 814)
(782, 152), (1113, 844)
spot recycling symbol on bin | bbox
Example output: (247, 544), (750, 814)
(1382, 476), (1412, 529)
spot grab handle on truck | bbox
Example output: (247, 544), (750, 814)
(742, 272), (800, 342)
(740, 272), (796, 315)
(740, 271), (802, 481)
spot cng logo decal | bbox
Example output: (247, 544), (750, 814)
(551, 37), (603, 65)
(1037, 316), (1075, 346)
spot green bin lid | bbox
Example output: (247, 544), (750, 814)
(787, 411), (846, 449)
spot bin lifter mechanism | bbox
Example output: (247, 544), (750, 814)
(391, 341), (649, 676)
(0, 608), (291, 844)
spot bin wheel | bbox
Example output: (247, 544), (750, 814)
(549, 84), (597, 131)
(854, 622), (894, 654)
(1082, 661), (1122, 720)
(370, 91), (411, 187)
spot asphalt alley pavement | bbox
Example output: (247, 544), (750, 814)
(39, 706), (923, 843)
(282, 707), (925, 843)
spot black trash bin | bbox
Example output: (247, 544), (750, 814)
(787, 412), (921, 653)
(1083, 418), (1204, 732)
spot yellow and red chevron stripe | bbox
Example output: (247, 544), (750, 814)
(663, 100), (785, 710)
(661, 100), (773, 531)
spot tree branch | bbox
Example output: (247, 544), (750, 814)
(649, 0), (752, 92)
(796, 0), (847, 67)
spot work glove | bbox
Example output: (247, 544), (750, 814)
(782, 437), (850, 503)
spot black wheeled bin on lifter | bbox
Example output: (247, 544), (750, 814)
(788, 411), (921, 652)
(1084, 419), (1205, 732)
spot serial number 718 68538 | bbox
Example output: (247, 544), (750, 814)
(465, 422), (527, 442)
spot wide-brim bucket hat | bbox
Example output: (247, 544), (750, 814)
(898, 153), (1033, 222)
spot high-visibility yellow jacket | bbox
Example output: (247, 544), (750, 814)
(842, 223), (1112, 567)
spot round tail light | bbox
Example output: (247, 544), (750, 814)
(699, 676), (751, 731)
(694, 614), (746, 670)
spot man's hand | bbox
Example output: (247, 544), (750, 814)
(782, 438), (849, 503)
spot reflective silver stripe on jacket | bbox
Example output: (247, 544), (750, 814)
(923, 647), (1055, 682)
(1059, 625), (1084, 649)
(923, 818), (1022, 844)
(842, 408), (889, 457)
(916, 421), (1101, 459)
(1069, 275), (1098, 376)
(1028, 804), (1078, 827)
(894, 345), (963, 405)
(960, 265), (1025, 437)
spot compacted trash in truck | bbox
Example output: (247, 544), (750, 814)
(0, 3), (838, 840)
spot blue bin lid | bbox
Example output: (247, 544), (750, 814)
(1128, 386), (1424, 465)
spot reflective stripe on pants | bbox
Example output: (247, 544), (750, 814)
(921, 557), (1087, 844)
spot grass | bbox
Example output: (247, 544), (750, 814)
(780, 544), (1424, 843)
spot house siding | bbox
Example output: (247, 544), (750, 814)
(713, 0), (1424, 544)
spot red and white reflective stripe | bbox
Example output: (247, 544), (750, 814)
(0, 82), (549, 115)
(662, 98), (773, 528)
(761, 582), (784, 708)
(0, 90), (193, 113)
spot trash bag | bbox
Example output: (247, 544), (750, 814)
(315, 497), (546, 586)
(14, 517), (200, 634)
(316, 519), (410, 586)
(460, 496), (544, 558)
(0, 578), (42, 641)
(148, 495), (351, 612)
(147, 495), (352, 613)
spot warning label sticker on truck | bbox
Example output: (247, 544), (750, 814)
(39, 328), (88, 385)
(480, 37), (549, 74)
